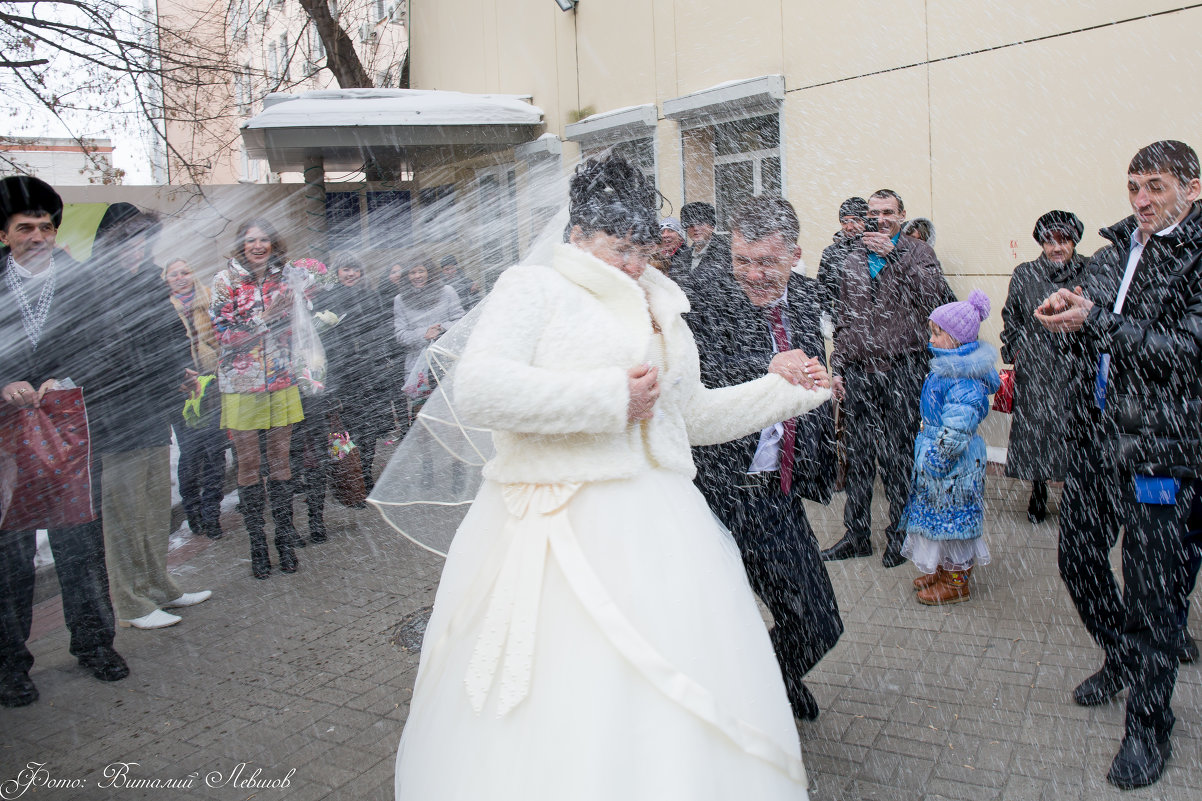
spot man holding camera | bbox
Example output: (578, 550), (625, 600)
(822, 189), (952, 567)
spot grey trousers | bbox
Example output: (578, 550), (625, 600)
(101, 447), (182, 620)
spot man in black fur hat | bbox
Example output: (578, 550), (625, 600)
(0, 176), (129, 708)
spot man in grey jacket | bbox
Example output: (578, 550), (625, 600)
(821, 189), (952, 567)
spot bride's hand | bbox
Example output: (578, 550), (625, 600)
(627, 364), (660, 421)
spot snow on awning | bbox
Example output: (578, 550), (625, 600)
(241, 88), (545, 173)
(662, 75), (784, 129)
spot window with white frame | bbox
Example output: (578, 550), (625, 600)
(475, 164), (519, 269)
(664, 75), (785, 230)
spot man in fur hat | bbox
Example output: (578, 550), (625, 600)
(0, 176), (129, 708)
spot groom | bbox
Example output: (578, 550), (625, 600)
(688, 195), (843, 721)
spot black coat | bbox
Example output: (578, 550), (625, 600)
(816, 231), (854, 322)
(999, 251), (1091, 481)
(0, 248), (96, 393)
(87, 262), (192, 453)
(686, 270), (836, 505)
(319, 281), (391, 414)
(1066, 201), (1202, 477)
(675, 234), (732, 307)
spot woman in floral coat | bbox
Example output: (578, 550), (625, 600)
(210, 218), (303, 579)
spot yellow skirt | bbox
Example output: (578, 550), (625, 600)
(220, 386), (304, 431)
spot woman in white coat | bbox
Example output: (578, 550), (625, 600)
(393, 156), (830, 800)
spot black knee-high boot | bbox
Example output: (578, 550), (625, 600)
(240, 483), (270, 579)
(267, 479), (299, 573)
(306, 464), (328, 543)
(1028, 479), (1048, 523)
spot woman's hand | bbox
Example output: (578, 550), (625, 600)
(769, 349), (826, 388)
(3, 380), (40, 408)
(180, 368), (200, 395)
(627, 364), (660, 422)
(424, 324), (444, 341)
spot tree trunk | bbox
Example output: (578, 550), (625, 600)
(297, 0), (373, 88)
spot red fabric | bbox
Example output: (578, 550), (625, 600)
(0, 389), (96, 530)
(767, 306), (796, 494)
(991, 369), (1015, 414)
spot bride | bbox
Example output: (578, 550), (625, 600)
(391, 155), (830, 800)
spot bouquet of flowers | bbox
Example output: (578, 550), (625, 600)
(291, 257), (336, 287)
(328, 430), (357, 461)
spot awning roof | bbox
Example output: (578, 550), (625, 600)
(241, 88), (545, 173)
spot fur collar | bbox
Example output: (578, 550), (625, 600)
(929, 341), (999, 380)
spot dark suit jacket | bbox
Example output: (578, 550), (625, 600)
(676, 234), (732, 307)
(687, 270), (837, 506)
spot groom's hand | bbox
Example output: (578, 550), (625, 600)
(770, 349), (819, 388)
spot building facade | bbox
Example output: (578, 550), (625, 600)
(157, 0), (408, 184)
(0, 137), (120, 185)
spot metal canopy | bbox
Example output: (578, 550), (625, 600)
(240, 88), (545, 173)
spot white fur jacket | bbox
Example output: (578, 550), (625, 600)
(454, 243), (831, 485)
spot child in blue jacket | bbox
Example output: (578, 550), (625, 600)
(902, 289), (1001, 604)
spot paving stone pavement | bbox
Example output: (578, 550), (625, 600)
(1, 471), (1198, 800)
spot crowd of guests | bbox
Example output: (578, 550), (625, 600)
(0, 176), (477, 711)
(3, 138), (1202, 793)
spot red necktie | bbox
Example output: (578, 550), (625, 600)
(767, 306), (796, 494)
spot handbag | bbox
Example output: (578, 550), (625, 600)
(327, 409), (367, 507)
(832, 399), (849, 493)
(0, 388), (97, 530)
(991, 368), (1015, 414)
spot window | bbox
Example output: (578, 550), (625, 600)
(231, 0), (250, 42)
(475, 166), (519, 269)
(278, 33), (290, 81)
(711, 114), (781, 227)
(367, 191), (412, 248)
(663, 75), (785, 228)
(267, 42), (278, 82)
(234, 68), (253, 114)
(582, 138), (654, 181)
(564, 104), (658, 186)
(375, 0), (387, 23)
(325, 192), (363, 250)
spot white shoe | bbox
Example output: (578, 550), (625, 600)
(118, 610), (181, 629)
(162, 591), (212, 609)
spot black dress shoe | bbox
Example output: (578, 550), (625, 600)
(821, 534), (872, 562)
(1176, 630), (1199, 664)
(1106, 730), (1171, 790)
(1073, 663), (1125, 706)
(0, 671), (38, 708)
(792, 682), (819, 722)
(78, 647), (130, 682)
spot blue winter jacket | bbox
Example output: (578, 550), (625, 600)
(906, 341), (1001, 541)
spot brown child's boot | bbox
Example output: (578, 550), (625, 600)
(917, 569), (971, 605)
(913, 567), (943, 591)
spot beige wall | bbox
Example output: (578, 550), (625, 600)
(410, 1), (1202, 339)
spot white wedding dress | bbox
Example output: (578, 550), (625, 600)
(390, 245), (822, 801)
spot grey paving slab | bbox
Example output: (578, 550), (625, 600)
(0, 474), (1199, 800)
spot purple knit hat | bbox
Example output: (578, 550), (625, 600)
(929, 289), (991, 344)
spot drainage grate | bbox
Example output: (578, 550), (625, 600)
(389, 606), (433, 650)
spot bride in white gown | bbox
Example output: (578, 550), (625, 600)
(389, 155), (830, 800)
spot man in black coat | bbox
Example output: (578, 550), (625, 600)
(0, 176), (129, 707)
(815, 196), (868, 323)
(676, 201), (732, 305)
(1036, 140), (1202, 790)
(687, 196), (842, 723)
